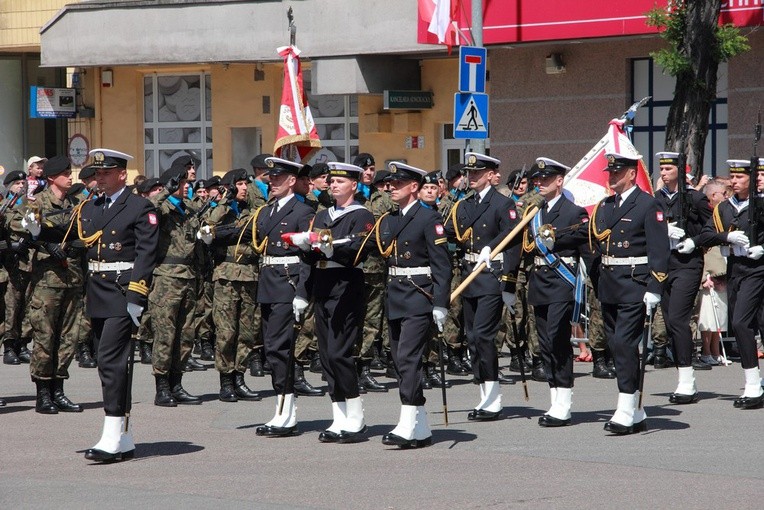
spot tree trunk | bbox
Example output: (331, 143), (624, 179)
(664, 0), (721, 176)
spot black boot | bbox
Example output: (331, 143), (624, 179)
(200, 340), (215, 361)
(16, 340), (30, 363)
(592, 350), (616, 379)
(370, 344), (386, 370)
(294, 363), (325, 396)
(140, 341), (153, 364)
(385, 351), (397, 379)
(233, 371), (261, 401)
(447, 346), (469, 376)
(358, 360), (387, 392)
(219, 372), (238, 402)
(508, 349), (531, 373)
(250, 350), (265, 377)
(426, 364), (452, 388)
(154, 374), (177, 407)
(192, 340), (202, 355)
(35, 379), (58, 414)
(461, 351), (473, 373)
(185, 357), (207, 372)
(170, 372), (202, 405)
(78, 342), (97, 368)
(421, 369), (433, 390)
(262, 355), (273, 375)
(309, 352), (323, 374)
(51, 379), (83, 412)
(3, 340), (20, 365)
(531, 356), (546, 382)
(653, 346), (672, 369)
(498, 370), (513, 385)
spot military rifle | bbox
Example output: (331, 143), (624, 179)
(749, 108), (761, 244)
(676, 117), (690, 234)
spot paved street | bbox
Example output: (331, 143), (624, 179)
(1, 351), (762, 509)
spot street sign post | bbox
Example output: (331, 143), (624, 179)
(454, 92), (489, 139)
(458, 46), (487, 93)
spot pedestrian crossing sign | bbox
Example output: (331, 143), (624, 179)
(454, 92), (488, 139)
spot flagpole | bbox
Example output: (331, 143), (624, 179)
(469, 0), (486, 155)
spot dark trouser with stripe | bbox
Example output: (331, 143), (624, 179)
(462, 294), (502, 382)
(262, 302), (295, 394)
(389, 314), (430, 406)
(315, 272), (364, 402)
(661, 266), (702, 367)
(727, 271), (764, 370)
(535, 302), (574, 388)
(92, 316), (133, 417)
(602, 302), (646, 394)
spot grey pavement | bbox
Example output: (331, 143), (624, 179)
(1, 351), (762, 509)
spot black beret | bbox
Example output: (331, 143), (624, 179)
(137, 177), (161, 194)
(445, 163), (465, 181)
(373, 170), (390, 185)
(297, 164), (312, 179)
(194, 179), (210, 191)
(221, 168), (248, 186)
(309, 162), (330, 178)
(3, 170), (26, 186)
(250, 153), (274, 169)
(207, 175), (221, 187)
(352, 153), (375, 168)
(79, 165), (97, 180)
(43, 156), (71, 177)
(158, 165), (188, 186)
(423, 171), (440, 185)
(66, 183), (86, 197)
(174, 154), (200, 168)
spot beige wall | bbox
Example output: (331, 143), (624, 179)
(727, 31), (763, 158)
(0, 0), (71, 51)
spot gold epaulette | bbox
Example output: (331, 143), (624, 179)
(128, 280), (150, 296)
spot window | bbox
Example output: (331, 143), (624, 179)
(440, 123), (490, 171)
(631, 58), (728, 176)
(303, 70), (358, 164)
(143, 73), (212, 178)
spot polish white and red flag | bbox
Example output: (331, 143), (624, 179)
(418, 0), (466, 51)
(274, 45), (321, 162)
(564, 117), (653, 214)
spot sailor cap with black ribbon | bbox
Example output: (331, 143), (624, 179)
(385, 161), (428, 183)
(88, 148), (133, 169)
(327, 162), (363, 179)
(264, 156), (303, 176)
(463, 152), (500, 171)
(655, 151), (680, 166)
(727, 159), (751, 174)
(530, 157), (570, 178)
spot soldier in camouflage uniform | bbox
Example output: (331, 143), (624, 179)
(14, 156), (85, 413)
(201, 168), (262, 402)
(147, 163), (202, 406)
(353, 153), (393, 392)
(190, 180), (216, 362)
(2, 171), (27, 366)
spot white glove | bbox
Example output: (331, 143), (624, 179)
(196, 225), (213, 245)
(21, 212), (41, 237)
(502, 291), (517, 311)
(290, 232), (312, 251)
(127, 303), (144, 327)
(432, 306), (447, 332)
(317, 241), (334, 258)
(642, 292), (661, 312)
(667, 222), (685, 240)
(292, 296), (309, 321)
(747, 245), (764, 260)
(727, 231), (750, 247)
(473, 245), (492, 271)
(676, 238), (695, 254)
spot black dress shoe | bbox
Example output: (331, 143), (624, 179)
(604, 419), (647, 435)
(467, 409), (502, 421)
(497, 370), (513, 385)
(381, 433), (432, 449)
(318, 430), (341, 443)
(538, 414), (571, 427)
(733, 394), (764, 409)
(255, 425), (298, 437)
(691, 357), (712, 371)
(669, 392), (699, 405)
(185, 357), (207, 371)
(338, 425), (368, 444)
(84, 448), (135, 462)
(294, 364), (325, 396)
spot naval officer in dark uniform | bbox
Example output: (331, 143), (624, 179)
(288, 162), (375, 443)
(447, 152), (521, 421)
(589, 150), (669, 435)
(252, 157), (314, 437)
(370, 162), (452, 448)
(522, 158), (589, 427)
(654, 151), (712, 404)
(694, 159), (764, 409)
(25, 148), (159, 461)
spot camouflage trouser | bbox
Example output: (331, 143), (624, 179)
(194, 276), (214, 342)
(4, 268), (31, 342)
(586, 284), (607, 351)
(28, 284), (80, 380)
(356, 272), (387, 360)
(294, 297), (318, 363)
(76, 292), (91, 345)
(441, 266), (465, 351)
(137, 307), (153, 344)
(213, 279), (257, 373)
(498, 268), (539, 355)
(651, 305), (669, 348)
(149, 275), (196, 376)
(0, 278), (7, 340)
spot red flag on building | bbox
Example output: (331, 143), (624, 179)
(564, 117), (653, 214)
(273, 45), (321, 162)
(418, 0), (468, 51)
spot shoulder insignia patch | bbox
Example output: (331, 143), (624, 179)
(148, 212), (158, 225)
(509, 210), (517, 220)
(435, 224), (444, 236)
(656, 211), (664, 222)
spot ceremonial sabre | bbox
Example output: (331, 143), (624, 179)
(509, 313), (529, 401)
(436, 332), (449, 426)
(638, 307), (655, 410)
(708, 286), (731, 366)
(280, 317), (304, 415)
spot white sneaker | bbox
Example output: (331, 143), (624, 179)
(699, 355), (719, 366)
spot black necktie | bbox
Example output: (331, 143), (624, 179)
(103, 196), (112, 212)
(615, 194), (622, 208)
(271, 201), (279, 217)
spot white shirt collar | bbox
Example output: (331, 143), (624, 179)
(617, 185), (638, 203)
(401, 200), (418, 216)
(478, 186), (491, 202)
(546, 194), (562, 212)
(107, 186), (126, 204)
(276, 193), (293, 210)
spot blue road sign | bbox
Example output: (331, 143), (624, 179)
(458, 46), (487, 93)
(454, 92), (489, 139)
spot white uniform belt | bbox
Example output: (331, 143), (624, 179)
(261, 255), (300, 266)
(601, 255), (648, 266)
(464, 252), (504, 263)
(315, 260), (363, 270)
(388, 266), (431, 277)
(534, 256), (578, 267)
(88, 261), (134, 272)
